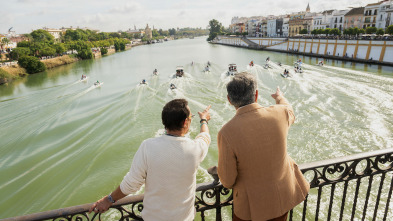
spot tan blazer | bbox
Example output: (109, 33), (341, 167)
(217, 97), (310, 221)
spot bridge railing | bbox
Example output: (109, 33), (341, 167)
(3, 148), (393, 221)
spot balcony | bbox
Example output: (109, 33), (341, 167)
(3, 148), (393, 221)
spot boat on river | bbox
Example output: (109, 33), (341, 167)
(227, 64), (237, 76)
(94, 81), (104, 87)
(175, 66), (184, 77)
(80, 75), (88, 82)
(140, 79), (148, 85)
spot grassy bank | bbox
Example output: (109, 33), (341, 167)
(41, 55), (79, 69)
(0, 55), (79, 85)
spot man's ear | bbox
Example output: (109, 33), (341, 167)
(255, 90), (258, 102)
(227, 95), (232, 105)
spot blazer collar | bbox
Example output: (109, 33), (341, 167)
(236, 103), (262, 116)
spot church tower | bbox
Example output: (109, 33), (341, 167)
(306, 3), (310, 12)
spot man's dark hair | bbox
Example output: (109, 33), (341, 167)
(227, 72), (257, 108)
(162, 99), (190, 131)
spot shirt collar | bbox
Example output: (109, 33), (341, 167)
(235, 103), (263, 116)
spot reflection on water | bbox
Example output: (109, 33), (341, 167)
(0, 37), (392, 219)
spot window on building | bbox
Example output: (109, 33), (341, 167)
(374, 9), (377, 15)
(340, 17), (342, 23)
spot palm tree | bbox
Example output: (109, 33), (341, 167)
(1, 38), (10, 62)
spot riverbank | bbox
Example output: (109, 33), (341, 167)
(0, 55), (79, 85)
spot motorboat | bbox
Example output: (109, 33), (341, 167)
(204, 66), (210, 72)
(294, 67), (303, 73)
(227, 64), (238, 76)
(249, 61), (254, 67)
(317, 61), (324, 66)
(170, 83), (176, 90)
(263, 63), (272, 69)
(94, 81), (104, 87)
(140, 79), (148, 85)
(175, 66), (184, 77)
(80, 75), (88, 82)
(281, 69), (291, 78)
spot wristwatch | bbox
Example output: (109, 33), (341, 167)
(200, 119), (208, 124)
(107, 194), (115, 203)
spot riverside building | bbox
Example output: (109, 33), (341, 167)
(344, 7), (365, 29)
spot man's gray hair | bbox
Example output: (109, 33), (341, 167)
(227, 72), (257, 108)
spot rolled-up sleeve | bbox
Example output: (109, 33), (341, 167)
(120, 142), (147, 195)
(217, 131), (237, 189)
(194, 132), (211, 162)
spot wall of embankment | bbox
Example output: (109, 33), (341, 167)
(214, 36), (393, 66)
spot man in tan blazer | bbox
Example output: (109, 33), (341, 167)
(217, 72), (310, 221)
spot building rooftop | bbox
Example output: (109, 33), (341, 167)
(345, 7), (365, 16)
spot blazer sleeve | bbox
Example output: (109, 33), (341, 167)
(217, 131), (237, 189)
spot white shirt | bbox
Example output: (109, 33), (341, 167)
(120, 132), (211, 221)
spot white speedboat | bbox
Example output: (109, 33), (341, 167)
(80, 76), (88, 82)
(227, 64), (237, 76)
(175, 66), (184, 77)
(94, 81), (104, 87)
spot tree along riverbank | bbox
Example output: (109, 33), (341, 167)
(0, 55), (79, 85)
(0, 43), (138, 85)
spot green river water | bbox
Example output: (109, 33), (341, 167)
(0, 37), (392, 219)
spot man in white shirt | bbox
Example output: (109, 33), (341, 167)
(89, 99), (211, 221)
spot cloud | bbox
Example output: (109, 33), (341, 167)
(108, 2), (143, 14)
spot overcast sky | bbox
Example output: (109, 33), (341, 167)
(1, 0), (379, 34)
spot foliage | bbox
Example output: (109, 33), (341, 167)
(207, 19), (224, 41)
(324, 28), (331, 35)
(358, 28), (365, 34)
(40, 46), (56, 57)
(53, 43), (66, 54)
(30, 29), (54, 43)
(168, 28), (176, 36)
(101, 47), (108, 55)
(9, 47), (31, 60)
(386, 25), (393, 35)
(0, 38), (10, 50)
(299, 29), (308, 34)
(366, 26), (377, 34)
(77, 49), (93, 59)
(18, 56), (46, 74)
(329, 28), (340, 36)
(0, 68), (13, 79)
(376, 28), (384, 35)
(17, 41), (30, 47)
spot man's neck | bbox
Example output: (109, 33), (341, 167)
(166, 130), (185, 137)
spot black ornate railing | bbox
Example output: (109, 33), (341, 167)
(3, 148), (393, 221)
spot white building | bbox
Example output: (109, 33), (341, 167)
(43, 27), (63, 40)
(312, 14), (325, 30)
(267, 19), (277, 37)
(376, 1), (393, 29)
(331, 10), (349, 32)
